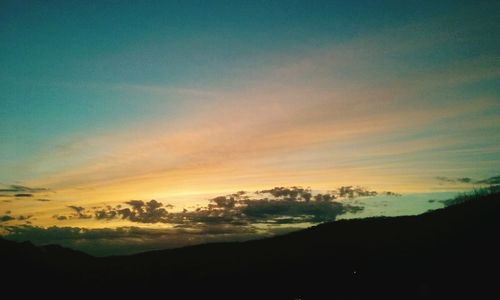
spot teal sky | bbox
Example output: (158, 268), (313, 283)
(0, 1), (499, 254)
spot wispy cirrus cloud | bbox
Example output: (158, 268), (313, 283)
(11, 13), (497, 200)
(1, 7), (498, 229)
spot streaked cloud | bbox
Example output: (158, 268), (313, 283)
(436, 175), (500, 186)
(0, 184), (48, 193)
(436, 177), (473, 184)
(0, 2), (498, 240)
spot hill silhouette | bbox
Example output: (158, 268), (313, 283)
(2, 191), (499, 299)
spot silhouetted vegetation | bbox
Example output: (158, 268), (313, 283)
(440, 185), (500, 207)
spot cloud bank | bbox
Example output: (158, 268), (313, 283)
(0, 185), (400, 254)
(50, 186), (388, 227)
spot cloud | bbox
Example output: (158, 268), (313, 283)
(91, 200), (171, 223)
(333, 186), (380, 198)
(0, 185), (51, 201)
(0, 184), (411, 256)
(14, 193), (33, 197)
(0, 185), (48, 193)
(240, 198), (363, 224)
(94, 209), (117, 220)
(3, 8), (500, 205)
(93, 186), (365, 225)
(124, 199), (168, 223)
(71, 186), (399, 227)
(68, 206), (89, 217)
(436, 175), (500, 186)
(257, 187), (311, 201)
(37, 199), (51, 202)
(436, 176), (474, 184)
(0, 215), (15, 222)
(56, 206), (92, 220)
(436, 176), (457, 183)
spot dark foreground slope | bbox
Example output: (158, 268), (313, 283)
(2, 192), (499, 299)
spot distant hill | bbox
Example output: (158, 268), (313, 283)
(2, 191), (499, 299)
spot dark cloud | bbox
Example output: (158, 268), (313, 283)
(333, 186), (380, 198)
(0, 185), (51, 202)
(436, 176), (473, 184)
(37, 199), (51, 202)
(17, 215), (32, 221)
(436, 175), (500, 186)
(52, 206), (93, 221)
(210, 196), (237, 209)
(82, 186), (372, 227)
(239, 197), (363, 223)
(67, 206), (92, 219)
(68, 205), (85, 214)
(436, 176), (457, 183)
(56, 185), (401, 228)
(167, 187), (364, 226)
(258, 187), (312, 201)
(14, 193), (33, 198)
(0, 184), (48, 193)
(0, 185), (399, 256)
(92, 200), (171, 223)
(95, 209), (117, 220)
(0, 215), (15, 222)
(37, 185), (394, 247)
(257, 186), (399, 200)
(124, 199), (169, 223)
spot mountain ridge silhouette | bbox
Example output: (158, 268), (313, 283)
(2, 191), (499, 299)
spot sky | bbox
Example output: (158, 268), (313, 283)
(1, 0), (499, 255)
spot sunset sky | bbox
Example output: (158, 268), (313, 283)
(1, 1), (499, 255)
